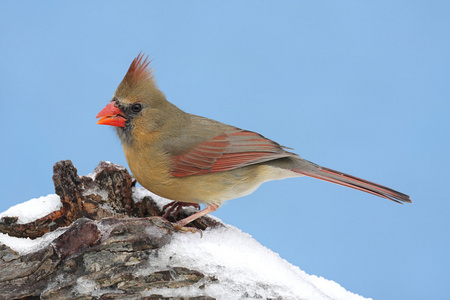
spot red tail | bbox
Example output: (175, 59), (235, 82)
(293, 161), (411, 204)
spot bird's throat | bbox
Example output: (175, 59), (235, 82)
(115, 125), (134, 146)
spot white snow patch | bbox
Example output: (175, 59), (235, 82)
(132, 186), (172, 208)
(0, 194), (62, 224)
(140, 226), (370, 300)
(0, 228), (67, 255)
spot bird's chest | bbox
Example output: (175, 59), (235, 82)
(122, 143), (173, 191)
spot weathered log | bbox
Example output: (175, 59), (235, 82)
(0, 161), (218, 239)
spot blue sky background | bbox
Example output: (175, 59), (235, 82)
(1, 1), (449, 299)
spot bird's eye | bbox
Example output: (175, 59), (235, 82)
(131, 103), (142, 113)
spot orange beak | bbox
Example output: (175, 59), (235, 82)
(96, 102), (126, 127)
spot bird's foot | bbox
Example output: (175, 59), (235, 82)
(162, 201), (201, 220)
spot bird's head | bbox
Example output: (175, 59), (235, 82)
(96, 53), (180, 145)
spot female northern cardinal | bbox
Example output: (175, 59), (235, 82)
(96, 53), (411, 229)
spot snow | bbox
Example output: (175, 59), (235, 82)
(143, 226), (369, 300)
(0, 194), (62, 224)
(0, 228), (67, 255)
(132, 186), (172, 207)
(0, 189), (371, 300)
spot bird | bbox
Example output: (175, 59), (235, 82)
(96, 53), (411, 230)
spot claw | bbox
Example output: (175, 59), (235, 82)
(161, 202), (219, 237)
(162, 201), (201, 220)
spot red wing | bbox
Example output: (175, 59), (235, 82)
(171, 130), (296, 177)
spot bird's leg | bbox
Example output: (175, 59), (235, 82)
(162, 201), (201, 220)
(175, 203), (220, 228)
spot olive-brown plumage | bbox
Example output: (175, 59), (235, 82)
(96, 53), (411, 228)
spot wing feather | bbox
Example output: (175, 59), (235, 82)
(171, 129), (296, 177)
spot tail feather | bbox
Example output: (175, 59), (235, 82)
(293, 160), (411, 204)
